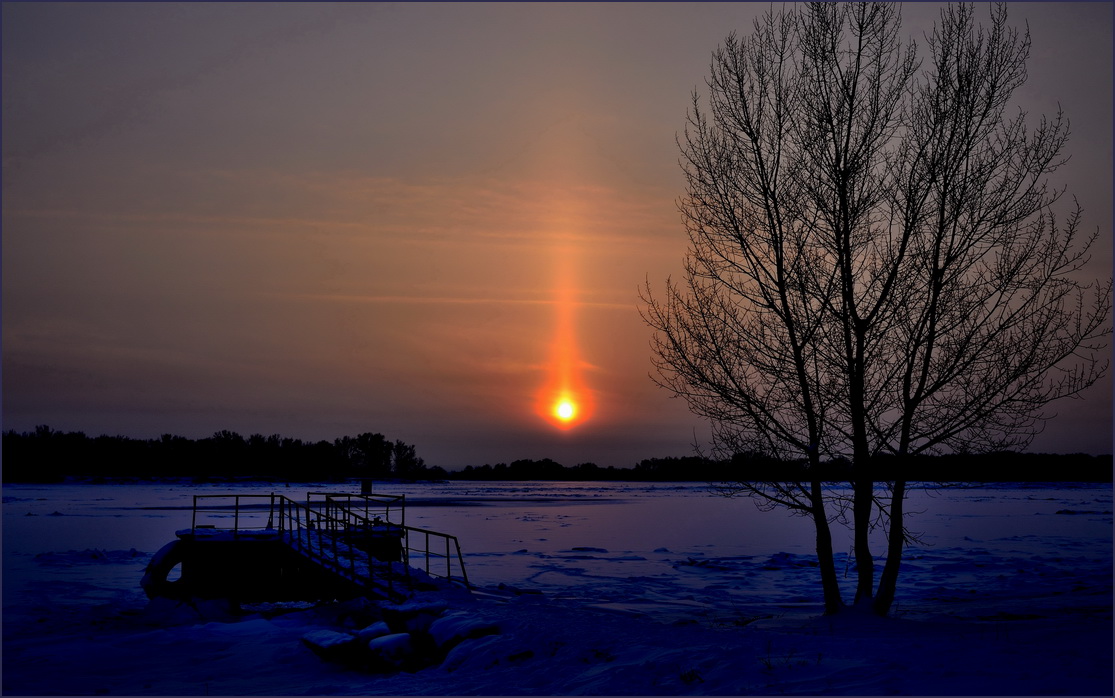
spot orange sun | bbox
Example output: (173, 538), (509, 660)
(554, 399), (576, 422)
(540, 388), (589, 430)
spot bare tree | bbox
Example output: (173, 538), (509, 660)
(642, 2), (1110, 617)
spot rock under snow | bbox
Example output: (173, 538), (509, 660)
(367, 632), (414, 667)
(301, 629), (362, 664)
(381, 597), (450, 634)
(355, 620), (392, 641)
(439, 634), (513, 673)
(428, 610), (502, 651)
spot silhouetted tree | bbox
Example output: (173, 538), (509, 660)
(335, 432), (394, 478)
(573, 462), (601, 479)
(642, 3), (1110, 616)
(391, 440), (425, 479)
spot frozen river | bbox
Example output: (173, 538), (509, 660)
(6, 480), (1110, 558)
(4, 479), (1111, 619)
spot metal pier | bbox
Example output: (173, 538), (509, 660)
(142, 491), (469, 603)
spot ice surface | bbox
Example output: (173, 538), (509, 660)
(2, 480), (1111, 695)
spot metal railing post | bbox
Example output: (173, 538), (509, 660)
(455, 539), (470, 588)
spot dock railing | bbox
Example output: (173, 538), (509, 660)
(191, 493), (278, 533)
(307, 491), (406, 532)
(186, 493), (469, 591)
(403, 525), (470, 588)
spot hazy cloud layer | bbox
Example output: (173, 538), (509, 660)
(3, 3), (1110, 465)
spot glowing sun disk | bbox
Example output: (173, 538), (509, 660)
(555, 399), (576, 421)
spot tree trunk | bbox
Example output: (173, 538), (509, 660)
(810, 479), (844, 614)
(873, 479), (906, 616)
(852, 477), (875, 606)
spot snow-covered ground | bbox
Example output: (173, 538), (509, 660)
(3, 480), (1111, 695)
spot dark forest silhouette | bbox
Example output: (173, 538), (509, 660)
(2, 426), (1109, 483)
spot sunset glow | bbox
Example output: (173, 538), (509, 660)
(536, 239), (594, 431)
(1, 3), (1108, 467)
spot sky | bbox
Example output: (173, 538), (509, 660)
(3, 3), (1111, 469)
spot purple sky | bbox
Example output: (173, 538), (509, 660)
(3, 3), (1111, 468)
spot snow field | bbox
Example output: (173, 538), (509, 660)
(2, 481), (1111, 695)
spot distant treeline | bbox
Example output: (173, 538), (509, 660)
(457, 453), (1113, 483)
(1, 426), (446, 483)
(2, 426), (1111, 483)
